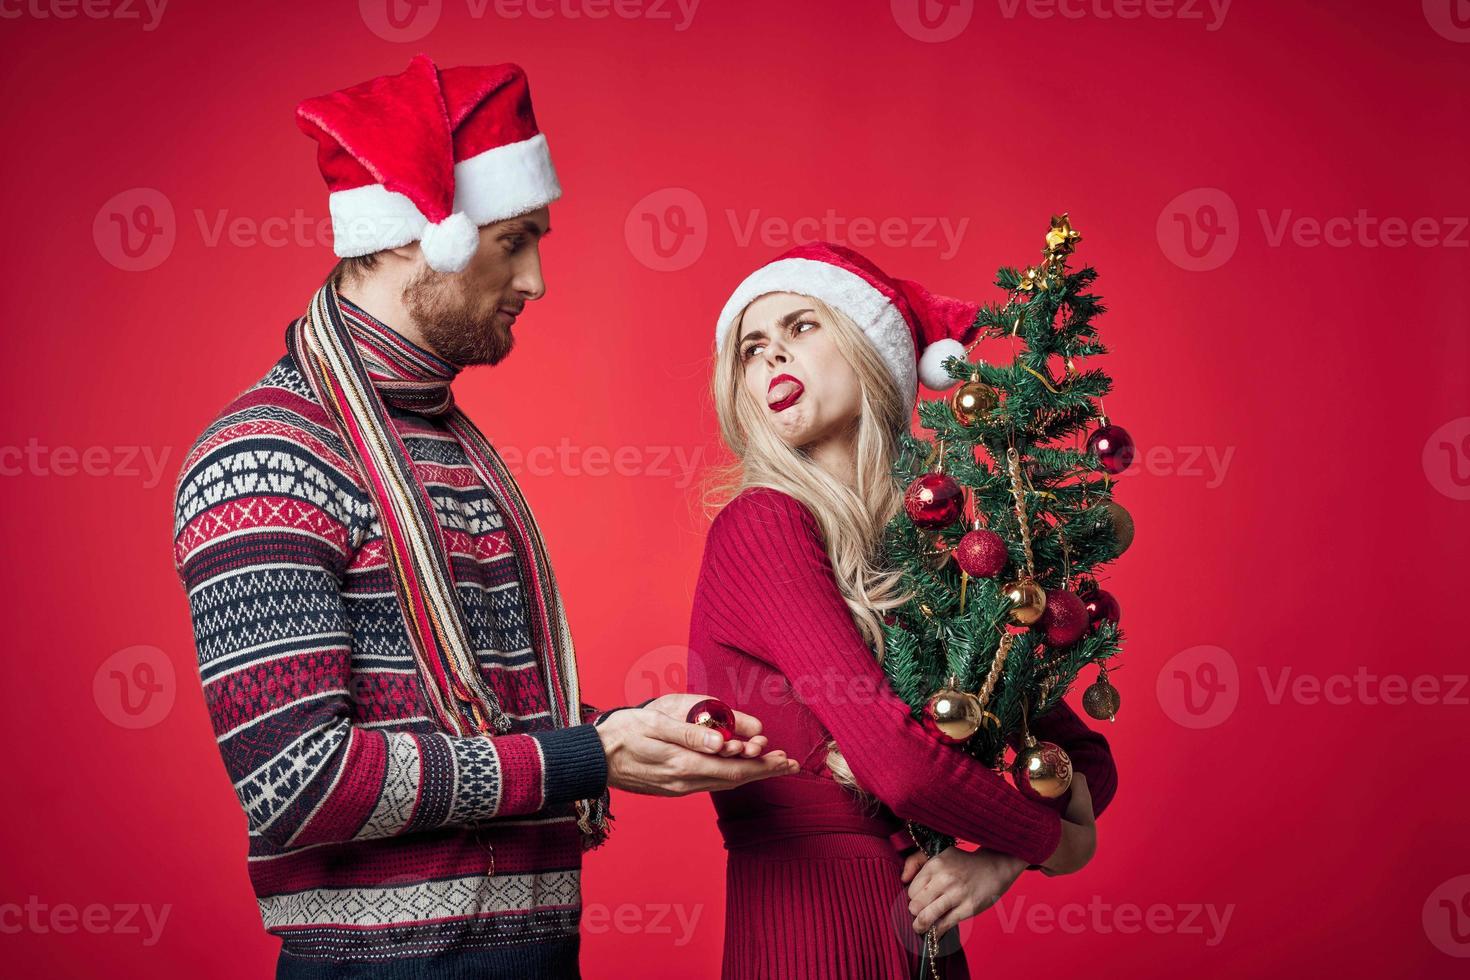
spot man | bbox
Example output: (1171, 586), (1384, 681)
(171, 55), (795, 979)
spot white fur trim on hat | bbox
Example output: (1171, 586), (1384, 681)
(453, 132), (562, 226)
(326, 133), (562, 261)
(715, 257), (918, 406)
(328, 183), (428, 258)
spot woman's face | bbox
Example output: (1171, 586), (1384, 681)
(737, 292), (863, 451)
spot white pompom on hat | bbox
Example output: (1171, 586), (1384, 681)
(715, 242), (982, 406)
(296, 54), (562, 274)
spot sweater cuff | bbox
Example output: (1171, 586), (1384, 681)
(531, 724), (609, 806)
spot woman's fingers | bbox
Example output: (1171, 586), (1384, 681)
(912, 892), (959, 934)
(900, 850), (928, 884)
(931, 903), (972, 938)
(906, 861), (948, 912)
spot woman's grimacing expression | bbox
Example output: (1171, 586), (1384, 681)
(737, 292), (863, 451)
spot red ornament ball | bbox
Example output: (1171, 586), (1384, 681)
(1086, 424), (1136, 475)
(686, 698), (736, 739)
(1082, 589), (1121, 629)
(904, 473), (964, 528)
(1036, 589), (1089, 647)
(954, 528), (1008, 577)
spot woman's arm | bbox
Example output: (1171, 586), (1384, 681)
(1011, 697), (1119, 818)
(694, 488), (1070, 868)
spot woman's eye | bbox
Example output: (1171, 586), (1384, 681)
(502, 236), (525, 253)
(794, 320), (818, 335)
(742, 343), (765, 360)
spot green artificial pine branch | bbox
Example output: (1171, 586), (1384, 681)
(880, 215), (1129, 856)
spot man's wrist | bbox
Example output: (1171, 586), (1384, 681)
(530, 724), (609, 804)
(592, 698), (656, 727)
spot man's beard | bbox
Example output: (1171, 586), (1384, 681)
(404, 269), (514, 367)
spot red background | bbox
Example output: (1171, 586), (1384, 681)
(3, 0), (1468, 976)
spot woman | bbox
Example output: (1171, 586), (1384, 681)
(687, 242), (1119, 979)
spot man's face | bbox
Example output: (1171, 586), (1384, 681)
(405, 206), (550, 367)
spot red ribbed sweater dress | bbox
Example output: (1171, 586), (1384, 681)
(688, 487), (1118, 979)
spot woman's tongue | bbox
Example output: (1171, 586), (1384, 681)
(768, 379), (801, 408)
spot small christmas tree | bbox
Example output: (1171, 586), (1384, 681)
(882, 214), (1131, 856)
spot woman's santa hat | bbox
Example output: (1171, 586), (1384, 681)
(296, 54), (560, 274)
(715, 242), (982, 406)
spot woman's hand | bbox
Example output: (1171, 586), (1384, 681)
(1039, 771), (1097, 876)
(902, 846), (1028, 936)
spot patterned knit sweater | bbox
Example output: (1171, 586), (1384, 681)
(171, 297), (609, 977)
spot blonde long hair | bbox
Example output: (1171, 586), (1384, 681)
(710, 294), (910, 791)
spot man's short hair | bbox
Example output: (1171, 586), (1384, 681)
(329, 253), (381, 289)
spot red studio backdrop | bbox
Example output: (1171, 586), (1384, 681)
(2, 1), (1468, 977)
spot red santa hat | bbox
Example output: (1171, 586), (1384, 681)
(714, 242), (982, 406)
(295, 54), (560, 274)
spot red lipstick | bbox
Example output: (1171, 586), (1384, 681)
(767, 373), (804, 412)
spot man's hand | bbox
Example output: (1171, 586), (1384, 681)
(903, 846), (1027, 935)
(640, 693), (770, 758)
(596, 707), (799, 796)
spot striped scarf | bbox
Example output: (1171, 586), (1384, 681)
(287, 282), (609, 846)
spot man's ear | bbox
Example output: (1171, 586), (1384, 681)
(379, 242), (432, 283)
(387, 242), (422, 262)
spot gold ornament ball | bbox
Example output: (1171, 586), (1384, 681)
(1100, 500), (1135, 556)
(1010, 738), (1073, 800)
(950, 381), (999, 426)
(1003, 577), (1047, 626)
(923, 688), (983, 744)
(1082, 677), (1121, 722)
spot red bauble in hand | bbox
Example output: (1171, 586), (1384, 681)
(1086, 424), (1136, 475)
(904, 473), (963, 528)
(954, 528), (1008, 577)
(686, 698), (735, 739)
(1036, 589), (1089, 647)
